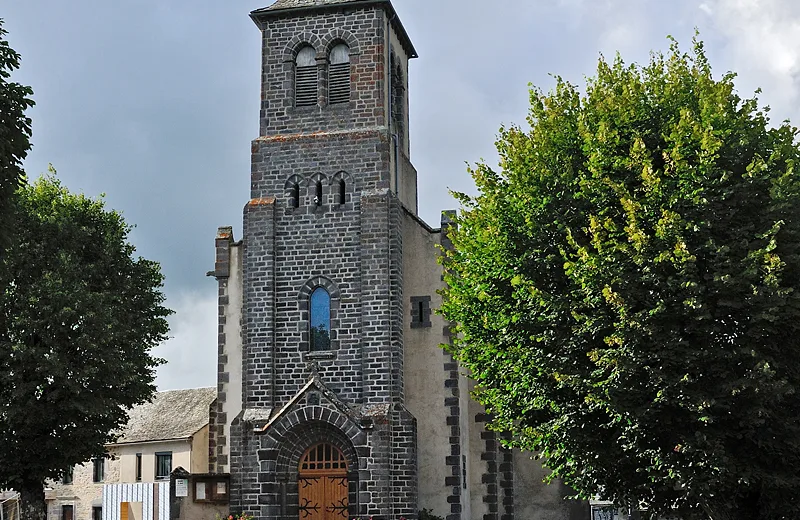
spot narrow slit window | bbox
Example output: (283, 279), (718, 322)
(295, 46), (318, 107)
(310, 288), (331, 351)
(315, 181), (323, 206)
(292, 183), (300, 208)
(411, 296), (432, 328)
(338, 179), (346, 205)
(328, 44), (350, 105)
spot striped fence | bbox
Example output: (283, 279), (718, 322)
(102, 482), (169, 520)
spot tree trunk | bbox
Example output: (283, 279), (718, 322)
(18, 480), (46, 520)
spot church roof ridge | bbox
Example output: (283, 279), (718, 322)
(257, 0), (373, 13)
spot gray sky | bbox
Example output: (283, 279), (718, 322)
(4, 0), (800, 390)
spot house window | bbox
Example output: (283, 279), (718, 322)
(135, 453), (142, 481)
(92, 458), (104, 483)
(310, 288), (331, 351)
(92, 507), (102, 520)
(328, 43), (350, 105)
(62, 505), (74, 520)
(295, 46), (318, 107)
(410, 296), (432, 328)
(155, 452), (172, 480)
(62, 466), (73, 485)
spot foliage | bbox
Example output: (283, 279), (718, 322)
(441, 37), (800, 520)
(215, 513), (254, 520)
(311, 324), (331, 351)
(0, 18), (34, 253)
(418, 509), (445, 520)
(0, 171), (170, 519)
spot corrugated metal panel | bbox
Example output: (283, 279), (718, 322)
(296, 66), (318, 107)
(102, 483), (166, 520)
(158, 483), (169, 520)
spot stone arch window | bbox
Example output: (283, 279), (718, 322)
(315, 180), (323, 206)
(310, 288), (331, 351)
(284, 175), (303, 209)
(328, 43), (350, 105)
(295, 45), (318, 107)
(299, 277), (340, 355)
(330, 171), (353, 207)
(338, 178), (346, 205)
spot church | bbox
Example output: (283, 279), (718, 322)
(207, 1), (588, 519)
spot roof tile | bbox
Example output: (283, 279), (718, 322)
(264, 0), (367, 11)
(112, 388), (216, 445)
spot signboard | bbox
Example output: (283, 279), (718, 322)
(195, 482), (206, 500)
(175, 479), (189, 498)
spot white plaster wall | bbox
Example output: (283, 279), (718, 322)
(190, 426), (210, 474)
(114, 440), (192, 483)
(401, 213), (450, 519)
(220, 242), (244, 473)
(514, 451), (589, 520)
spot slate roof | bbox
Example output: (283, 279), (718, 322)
(262, 0), (367, 11)
(112, 387), (216, 445)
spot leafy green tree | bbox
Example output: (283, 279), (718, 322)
(0, 19), (34, 253)
(441, 38), (800, 520)
(0, 172), (170, 520)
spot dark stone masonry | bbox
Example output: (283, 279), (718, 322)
(210, 1), (589, 519)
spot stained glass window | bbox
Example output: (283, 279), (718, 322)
(310, 288), (331, 350)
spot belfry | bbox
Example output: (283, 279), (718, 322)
(208, 1), (588, 519)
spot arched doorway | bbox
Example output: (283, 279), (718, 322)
(298, 443), (348, 519)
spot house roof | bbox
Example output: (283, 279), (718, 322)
(111, 387), (216, 445)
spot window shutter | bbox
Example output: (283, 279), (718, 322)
(295, 66), (318, 107)
(328, 63), (350, 104)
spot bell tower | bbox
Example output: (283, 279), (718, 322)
(220, 1), (421, 519)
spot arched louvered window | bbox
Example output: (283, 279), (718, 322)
(328, 44), (350, 105)
(295, 46), (318, 107)
(338, 179), (346, 205)
(310, 288), (331, 351)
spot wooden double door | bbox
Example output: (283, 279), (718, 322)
(298, 443), (348, 520)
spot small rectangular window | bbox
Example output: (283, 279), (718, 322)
(62, 505), (74, 520)
(155, 452), (172, 480)
(410, 295), (432, 328)
(93, 458), (104, 483)
(92, 507), (102, 520)
(135, 453), (142, 481)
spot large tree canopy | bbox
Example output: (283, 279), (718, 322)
(0, 19), (34, 253)
(441, 39), (800, 520)
(0, 172), (170, 519)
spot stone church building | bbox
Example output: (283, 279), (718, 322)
(207, 1), (588, 519)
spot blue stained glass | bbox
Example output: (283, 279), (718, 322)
(310, 288), (331, 350)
